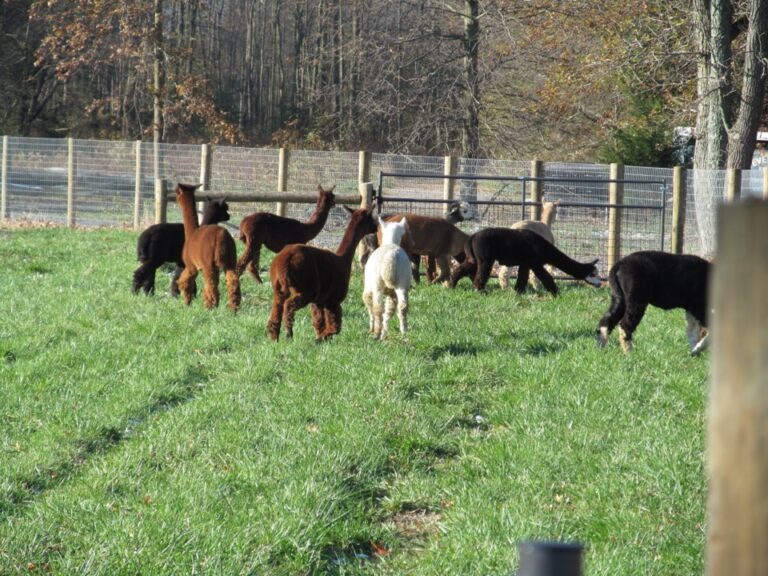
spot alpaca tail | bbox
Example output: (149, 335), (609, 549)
(136, 235), (150, 262)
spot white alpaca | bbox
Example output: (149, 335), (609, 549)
(499, 200), (559, 290)
(363, 217), (412, 339)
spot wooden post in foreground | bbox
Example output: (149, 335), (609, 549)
(276, 148), (289, 217)
(671, 166), (687, 254)
(358, 150), (371, 184)
(725, 168), (741, 202)
(198, 143), (213, 213)
(155, 178), (168, 224)
(763, 167), (768, 200)
(707, 199), (768, 576)
(443, 155), (456, 215)
(359, 182), (373, 208)
(607, 163), (624, 270)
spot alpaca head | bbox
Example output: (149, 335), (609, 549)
(541, 199), (560, 225)
(317, 184), (337, 209)
(203, 196), (231, 224)
(445, 201), (471, 224)
(583, 259), (602, 287)
(378, 216), (406, 246)
(175, 182), (203, 202)
(343, 205), (377, 236)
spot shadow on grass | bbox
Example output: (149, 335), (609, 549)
(0, 364), (209, 517)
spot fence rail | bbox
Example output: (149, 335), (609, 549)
(1, 136), (767, 260)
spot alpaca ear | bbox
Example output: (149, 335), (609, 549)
(399, 217), (407, 227)
(206, 195), (212, 202)
(328, 185), (336, 193)
(343, 205), (354, 214)
(378, 216), (386, 227)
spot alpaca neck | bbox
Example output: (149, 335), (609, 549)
(303, 200), (333, 236)
(177, 192), (200, 238)
(335, 219), (369, 266)
(540, 204), (557, 226)
(544, 243), (593, 279)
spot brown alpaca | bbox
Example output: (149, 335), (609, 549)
(175, 183), (241, 311)
(236, 184), (336, 283)
(267, 205), (377, 341)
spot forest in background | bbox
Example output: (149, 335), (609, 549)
(0, 1), (765, 167)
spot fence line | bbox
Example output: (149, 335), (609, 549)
(1, 136), (768, 260)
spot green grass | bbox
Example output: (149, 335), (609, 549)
(0, 226), (708, 575)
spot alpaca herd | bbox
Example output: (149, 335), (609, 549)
(132, 182), (711, 354)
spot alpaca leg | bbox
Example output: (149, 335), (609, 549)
(321, 304), (343, 341)
(424, 256), (436, 284)
(311, 303), (327, 338)
(267, 296), (284, 340)
(685, 311), (710, 355)
(395, 288), (409, 335)
(381, 294), (397, 339)
(362, 290), (375, 334)
(514, 266), (530, 294)
(225, 269), (241, 312)
(236, 238), (263, 284)
(371, 292), (385, 339)
(596, 293), (625, 347)
(497, 265), (509, 290)
(531, 265), (558, 296)
(202, 268), (221, 309)
(450, 259), (476, 288)
(473, 260), (494, 292)
(282, 292), (309, 340)
(177, 267), (198, 306)
(618, 302), (647, 354)
(132, 262), (156, 295)
(170, 263), (184, 297)
(409, 253), (421, 284)
(434, 255), (453, 284)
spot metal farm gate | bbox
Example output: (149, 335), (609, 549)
(375, 171), (671, 279)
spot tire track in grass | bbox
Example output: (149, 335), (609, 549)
(0, 363), (209, 518)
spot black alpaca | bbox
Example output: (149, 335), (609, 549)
(132, 197), (230, 296)
(449, 228), (601, 293)
(596, 250), (711, 354)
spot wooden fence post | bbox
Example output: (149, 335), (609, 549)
(607, 163), (624, 270)
(530, 159), (543, 221)
(443, 155), (456, 214)
(726, 168), (741, 202)
(358, 150), (371, 184)
(671, 166), (687, 254)
(67, 137), (75, 228)
(1, 136), (8, 223)
(155, 178), (167, 224)
(763, 167), (768, 199)
(133, 140), (142, 230)
(198, 143), (213, 213)
(276, 148), (289, 216)
(359, 182), (373, 208)
(707, 199), (768, 576)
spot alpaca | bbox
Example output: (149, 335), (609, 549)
(498, 200), (559, 290)
(132, 197), (230, 296)
(449, 227), (601, 294)
(596, 251), (711, 354)
(267, 205), (377, 341)
(174, 183), (241, 311)
(236, 184), (336, 283)
(362, 217), (412, 339)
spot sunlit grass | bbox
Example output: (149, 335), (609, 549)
(0, 226), (708, 575)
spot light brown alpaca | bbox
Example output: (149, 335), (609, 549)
(236, 185), (336, 283)
(499, 200), (559, 290)
(267, 205), (377, 341)
(175, 183), (241, 311)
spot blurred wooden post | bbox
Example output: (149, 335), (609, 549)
(198, 143), (213, 213)
(66, 137), (75, 228)
(443, 155), (456, 214)
(726, 168), (741, 202)
(276, 148), (289, 217)
(359, 182), (373, 208)
(133, 140), (142, 230)
(707, 199), (768, 576)
(155, 178), (168, 224)
(530, 159), (543, 221)
(671, 166), (687, 254)
(763, 167), (768, 199)
(358, 150), (371, 184)
(1, 136), (8, 222)
(607, 163), (624, 270)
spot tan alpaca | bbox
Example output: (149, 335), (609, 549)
(498, 200), (559, 290)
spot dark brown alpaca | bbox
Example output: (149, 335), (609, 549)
(175, 183), (241, 311)
(236, 184), (336, 283)
(267, 205), (377, 341)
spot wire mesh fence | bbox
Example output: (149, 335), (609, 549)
(2, 136), (766, 262)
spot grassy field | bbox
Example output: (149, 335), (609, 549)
(0, 225), (708, 575)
